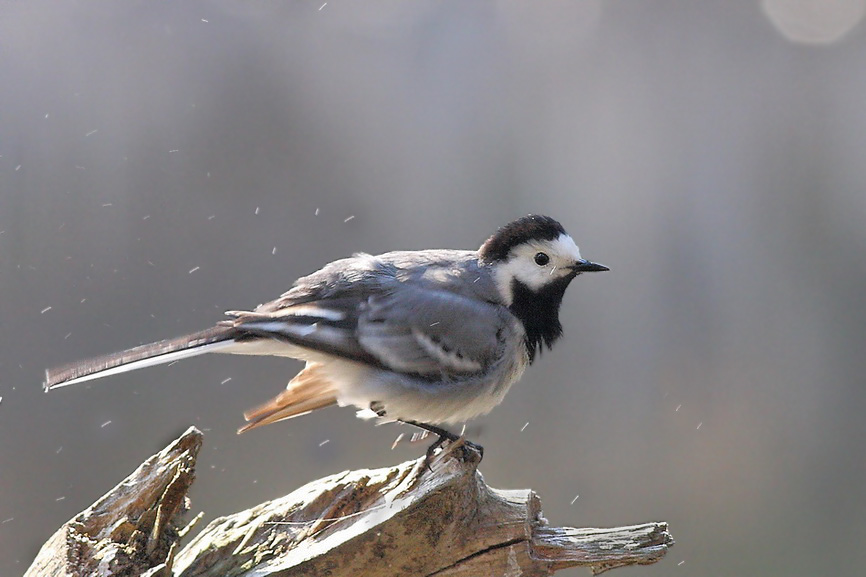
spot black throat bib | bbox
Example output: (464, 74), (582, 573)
(509, 275), (574, 363)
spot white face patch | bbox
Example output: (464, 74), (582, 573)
(493, 233), (583, 305)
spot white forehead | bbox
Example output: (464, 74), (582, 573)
(511, 232), (583, 262)
(545, 233), (582, 261)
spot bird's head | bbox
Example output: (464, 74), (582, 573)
(479, 214), (608, 361)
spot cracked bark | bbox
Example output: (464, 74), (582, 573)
(26, 428), (674, 576)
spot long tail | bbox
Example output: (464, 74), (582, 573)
(43, 326), (238, 391)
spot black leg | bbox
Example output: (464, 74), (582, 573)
(400, 420), (461, 442)
(398, 420), (484, 468)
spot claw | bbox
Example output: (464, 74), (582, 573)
(398, 420), (484, 471)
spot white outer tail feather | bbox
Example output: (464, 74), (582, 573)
(43, 340), (237, 390)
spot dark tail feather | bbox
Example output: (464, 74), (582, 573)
(44, 326), (237, 391)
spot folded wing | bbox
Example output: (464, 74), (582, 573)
(228, 285), (512, 378)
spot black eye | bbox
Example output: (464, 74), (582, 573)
(534, 252), (550, 266)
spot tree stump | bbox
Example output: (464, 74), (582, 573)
(26, 427), (673, 576)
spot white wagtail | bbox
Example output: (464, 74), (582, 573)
(44, 215), (607, 456)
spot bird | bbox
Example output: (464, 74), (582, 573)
(44, 215), (607, 456)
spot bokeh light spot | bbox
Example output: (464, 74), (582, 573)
(762, 0), (866, 44)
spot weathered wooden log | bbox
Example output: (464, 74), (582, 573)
(24, 426), (202, 577)
(25, 429), (673, 576)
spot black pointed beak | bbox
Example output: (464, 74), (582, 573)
(571, 259), (609, 273)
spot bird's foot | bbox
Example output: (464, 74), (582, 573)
(398, 420), (484, 471)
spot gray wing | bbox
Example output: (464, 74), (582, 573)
(226, 286), (513, 377)
(223, 250), (513, 376)
(357, 287), (511, 375)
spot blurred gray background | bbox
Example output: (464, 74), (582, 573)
(2, 1), (865, 575)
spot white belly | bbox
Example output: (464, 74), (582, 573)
(326, 349), (529, 425)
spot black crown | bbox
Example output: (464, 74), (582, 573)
(479, 215), (567, 263)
